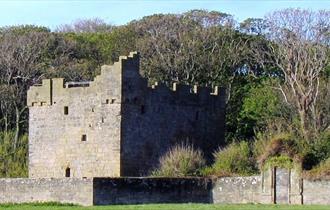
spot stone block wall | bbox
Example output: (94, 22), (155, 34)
(0, 178), (93, 206)
(119, 53), (226, 176)
(27, 54), (132, 178)
(28, 70), (122, 178)
(93, 177), (213, 205)
(212, 176), (261, 204)
(121, 84), (226, 176)
(0, 177), (329, 205)
(303, 179), (330, 205)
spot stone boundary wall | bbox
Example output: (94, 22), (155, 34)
(212, 176), (262, 204)
(0, 177), (329, 206)
(93, 177), (267, 205)
(303, 179), (330, 205)
(93, 177), (213, 205)
(0, 178), (93, 206)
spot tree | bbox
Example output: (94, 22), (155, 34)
(255, 9), (330, 139)
(0, 25), (50, 34)
(183, 9), (236, 28)
(55, 18), (113, 33)
(0, 30), (50, 146)
(130, 12), (272, 141)
(59, 25), (136, 81)
(131, 12), (250, 96)
(237, 79), (285, 139)
(240, 18), (267, 35)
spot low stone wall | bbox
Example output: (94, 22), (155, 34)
(0, 178), (93, 206)
(303, 179), (330, 205)
(212, 176), (262, 204)
(0, 176), (329, 205)
(93, 177), (213, 205)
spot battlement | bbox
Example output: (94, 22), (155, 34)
(27, 78), (63, 107)
(27, 52), (139, 107)
(27, 79), (52, 106)
(146, 81), (225, 108)
(150, 81), (222, 95)
(27, 52), (224, 108)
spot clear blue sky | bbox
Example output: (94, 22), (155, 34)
(0, 0), (329, 30)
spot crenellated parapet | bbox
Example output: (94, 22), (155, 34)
(148, 81), (225, 107)
(172, 82), (222, 96)
(27, 78), (65, 107)
(99, 51), (139, 76)
(27, 52), (141, 107)
(151, 81), (223, 96)
(27, 79), (52, 107)
(27, 51), (225, 109)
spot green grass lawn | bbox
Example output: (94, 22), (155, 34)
(1, 203), (329, 210)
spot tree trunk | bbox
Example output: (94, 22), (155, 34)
(14, 106), (20, 149)
(4, 114), (8, 133)
(298, 109), (308, 140)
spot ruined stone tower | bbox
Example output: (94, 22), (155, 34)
(27, 52), (225, 178)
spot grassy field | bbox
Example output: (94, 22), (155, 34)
(1, 203), (330, 210)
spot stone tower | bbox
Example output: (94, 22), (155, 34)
(27, 52), (226, 178)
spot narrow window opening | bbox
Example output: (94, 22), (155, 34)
(105, 99), (109, 104)
(81, 134), (87, 142)
(91, 108), (94, 112)
(141, 105), (145, 114)
(101, 117), (104, 123)
(195, 111), (199, 120)
(64, 106), (69, 115)
(65, 167), (70, 177)
(111, 99), (115, 104)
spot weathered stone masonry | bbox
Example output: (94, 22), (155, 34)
(27, 52), (226, 178)
(0, 178), (93, 206)
(1, 172), (330, 206)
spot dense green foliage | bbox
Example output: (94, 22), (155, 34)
(236, 80), (284, 139)
(1, 203), (330, 210)
(304, 157), (330, 180)
(302, 130), (330, 171)
(0, 9), (329, 177)
(0, 131), (28, 177)
(263, 155), (295, 170)
(202, 141), (257, 176)
(253, 133), (301, 168)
